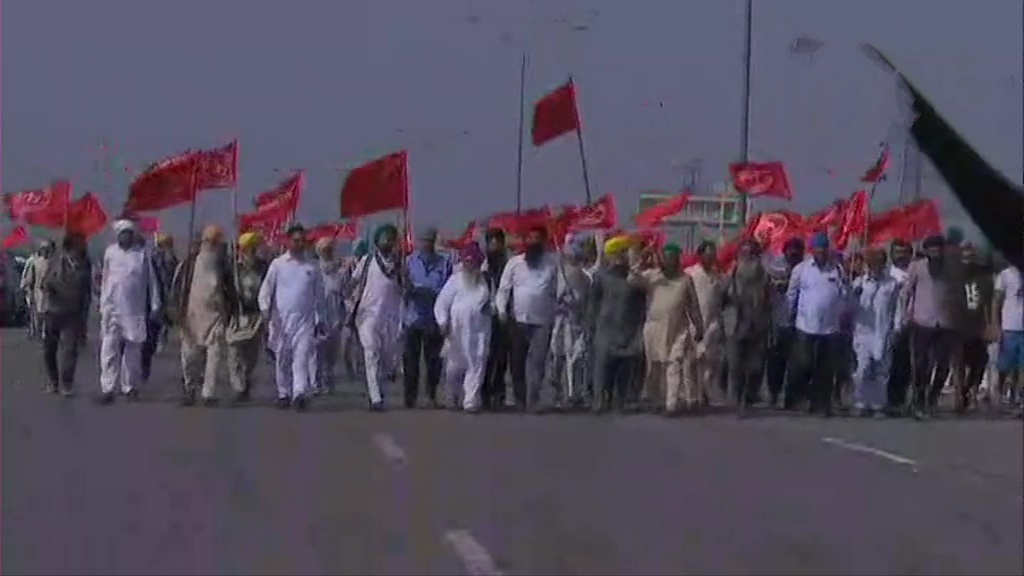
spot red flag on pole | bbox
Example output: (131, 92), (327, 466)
(566, 194), (618, 231)
(66, 193), (109, 238)
(635, 192), (692, 229)
(195, 140), (239, 190)
(2, 225), (30, 249)
(531, 81), (580, 147)
(339, 151), (409, 218)
(4, 180), (72, 226)
(126, 151), (200, 212)
(729, 161), (794, 200)
(860, 143), (891, 184)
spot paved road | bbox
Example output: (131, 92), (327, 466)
(3, 327), (1022, 575)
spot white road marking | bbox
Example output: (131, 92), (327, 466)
(372, 433), (407, 464)
(444, 530), (504, 576)
(822, 437), (919, 471)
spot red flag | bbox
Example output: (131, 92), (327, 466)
(136, 216), (161, 234)
(729, 161), (794, 200)
(442, 221), (479, 250)
(195, 140), (239, 190)
(531, 81), (580, 147)
(860, 144), (891, 184)
(126, 151), (200, 212)
(4, 180), (72, 227)
(308, 221), (360, 243)
(635, 192), (691, 229)
(566, 194), (618, 231)
(66, 193), (108, 238)
(2, 225), (30, 250)
(833, 190), (869, 250)
(254, 171), (304, 215)
(401, 224), (414, 256)
(866, 200), (942, 247)
(487, 207), (552, 238)
(747, 211), (807, 254)
(339, 151), (409, 218)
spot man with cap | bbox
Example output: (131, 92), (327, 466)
(168, 225), (237, 406)
(685, 240), (725, 407)
(40, 232), (92, 396)
(589, 234), (646, 412)
(434, 242), (493, 411)
(850, 247), (902, 416)
(258, 223), (324, 411)
(311, 237), (350, 395)
(401, 227), (452, 408)
(225, 231), (269, 401)
(899, 234), (967, 418)
(547, 237), (592, 410)
(784, 232), (849, 417)
(764, 237), (805, 407)
(495, 225), (560, 412)
(97, 219), (162, 404)
(630, 242), (703, 414)
(721, 238), (774, 416)
(21, 240), (55, 340)
(349, 223), (405, 411)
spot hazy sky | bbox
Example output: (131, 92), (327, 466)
(3, 0), (1021, 243)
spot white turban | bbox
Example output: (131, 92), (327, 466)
(113, 219), (136, 234)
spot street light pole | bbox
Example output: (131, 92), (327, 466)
(737, 0), (754, 227)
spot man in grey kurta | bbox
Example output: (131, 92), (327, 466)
(721, 239), (774, 416)
(589, 236), (647, 412)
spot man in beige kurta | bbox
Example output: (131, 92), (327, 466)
(631, 243), (704, 413)
(685, 241), (724, 407)
(171, 225), (237, 406)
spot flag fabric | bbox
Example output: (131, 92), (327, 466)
(531, 81), (580, 147)
(4, 180), (72, 227)
(442, 221), (479, 250)
(866, 200), (942, 248)
(863, 44), (1024, 269)
(833, 190), (869, 251)
(565, 194), (617, 232)
(65, 193), (108, 238)
(195, 140), (239, 190)
(2, 225), (30, 250)
(126, 151), (199, 212)
(729, 161), (794, 200)
(487, 207), (552, 238)
(339, 151), (409, 218)
(308, 221), (360, 243)
(746, 211), (807, 254)
(635, 192), (691, 229)
(254, 171), (304, 214)
(860, 144), (891, 184)
(136, 216), (161, 234)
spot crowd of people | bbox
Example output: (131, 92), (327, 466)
(17, 217), (1024, 420)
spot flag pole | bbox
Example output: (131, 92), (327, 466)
(515, 51), (527, 214)
(737, 0), (754, 227)
(569, 75), (593, 204)
(863, 142), (887, 246)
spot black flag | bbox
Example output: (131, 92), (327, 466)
(862, 45), (1023, 269)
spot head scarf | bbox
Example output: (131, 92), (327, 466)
(113, 219), (135, 235)
(374, 224), (398, 245)
(201, 225), (223, 243)
(238, 232), (262, 251)
(946, 226), (965, 246)
(155, 233), (173, 247)
(809, 232), (830, 250)
(460, 242), (484, 266)
(662, 242), (682, 257)
(603, 235), (633, 257)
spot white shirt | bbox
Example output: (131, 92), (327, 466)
(995, 266), (1023, 332)
(258, 252), (323, 319)
(355, 254), (403, 322)
(786, 258), (849, 336)
(495, 253), (559, 325)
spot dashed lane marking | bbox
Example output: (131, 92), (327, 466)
(372, 433), (407, 465)
(444, 529), (504, 576)
(822, 436), (919, 471)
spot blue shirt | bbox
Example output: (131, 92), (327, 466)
(404, 250), (453, 328)
(786, 258), (849, 336)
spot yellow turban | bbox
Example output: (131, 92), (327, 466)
(603, 235), (634, 256)
(201, 225), (223, 243)
(238, 232), (262, 250)
(155, 233), (172, 247)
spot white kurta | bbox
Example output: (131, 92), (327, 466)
(310, 260), (349, 392)
(258, 252), (323, 400)
(851, 274), (901, 410)
(353, 255), (404, 405)
(434, 272), (492, 409)
(98, 244), (161, 394)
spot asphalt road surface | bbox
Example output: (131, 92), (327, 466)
(3, 326), (1022, 575)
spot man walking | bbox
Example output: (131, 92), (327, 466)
(40, 233), (91, 396)
(402, 228), (452, 408)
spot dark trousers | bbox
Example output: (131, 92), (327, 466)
(959, 336), (989, 403)
(765, 327), (796, 403)
(140, 320), (162, 382)
(482, 318), (510, 409)
(593, 351), (637, 409)
(43, 312), (85, 389)
(727, 337), (767, 406)
(402, 325), (443, 406)
(784, 331), (842, 414)
(509, 322), (550, 408)
(909, 324), (957, 410)
(886, 330), (912, 408)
